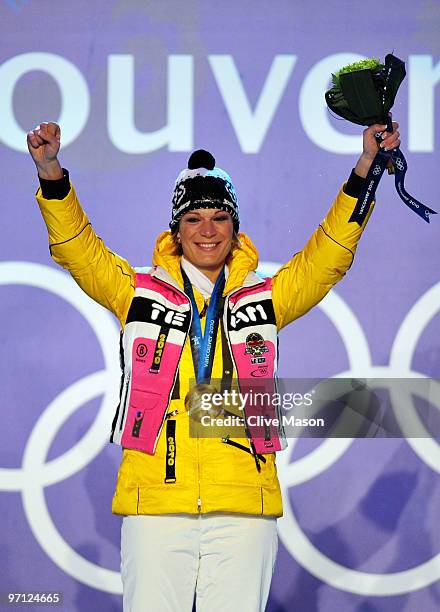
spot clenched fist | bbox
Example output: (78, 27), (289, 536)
(27, 122), (63, 180)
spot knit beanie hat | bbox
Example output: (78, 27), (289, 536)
(169, 150), (239, 233)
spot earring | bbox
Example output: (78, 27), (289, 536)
(177, 236), (181, 243)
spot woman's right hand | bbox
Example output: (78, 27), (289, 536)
(27, 121), (63, 180)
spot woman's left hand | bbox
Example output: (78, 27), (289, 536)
(354, 116), (400, 178)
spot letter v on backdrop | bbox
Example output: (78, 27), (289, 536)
(0, 52), (438, 154)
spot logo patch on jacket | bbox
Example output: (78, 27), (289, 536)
(132, 410), (144, 437)
(229, 301), (272, 331)
(136, 343), (148, 360)
(245, 332), (269, 364)
(126, 296), (190, 330)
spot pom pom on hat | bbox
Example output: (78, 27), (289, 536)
(170, 150), (240, 233)
(187, 149), (215, 170)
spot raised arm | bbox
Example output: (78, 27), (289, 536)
(272, 120), (400, 330)
(28, 122), (135, 326)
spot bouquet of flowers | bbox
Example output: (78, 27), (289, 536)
(325, 54), (435, 224)
(325, 55), (405, 127)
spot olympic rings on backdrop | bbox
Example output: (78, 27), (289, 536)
(2, 260), (440, 595)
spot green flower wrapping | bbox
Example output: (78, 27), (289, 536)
(325, 54), (406, 126)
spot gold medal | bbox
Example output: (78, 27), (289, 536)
(185, 383), (223, 423)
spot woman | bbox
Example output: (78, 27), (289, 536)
(28, 120), (400, 611)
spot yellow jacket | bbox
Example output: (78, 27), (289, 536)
(36, 183), (373, 517)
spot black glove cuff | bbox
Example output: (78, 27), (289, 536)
(38, 168), (70, 200)
(344, 169), (366, 199)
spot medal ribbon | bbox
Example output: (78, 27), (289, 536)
(182, 267), (225, 384)
(349, 118), (436, 225)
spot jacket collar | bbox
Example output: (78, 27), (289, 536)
(150, 230), (262, 295)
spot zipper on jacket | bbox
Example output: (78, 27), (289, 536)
(221, 436), (266, 472)
(172, 269), (203, 512)
(197, 434), (202, 512)
(166, 410), (179, 419)
(119, 372), (131, 431)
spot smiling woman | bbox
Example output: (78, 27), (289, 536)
(28, 120), (401, 611)
(177, 207), (235, 281)
(169, 149), (240, 282)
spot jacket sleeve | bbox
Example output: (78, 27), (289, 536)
(36, 184), (136, 326)
(272, 185), (374, 330)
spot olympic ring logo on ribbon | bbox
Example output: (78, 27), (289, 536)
(2, 260), (440, 596)
(395, 158), (405, 171)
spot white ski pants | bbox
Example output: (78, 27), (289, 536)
(121, 513), (278, 612)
